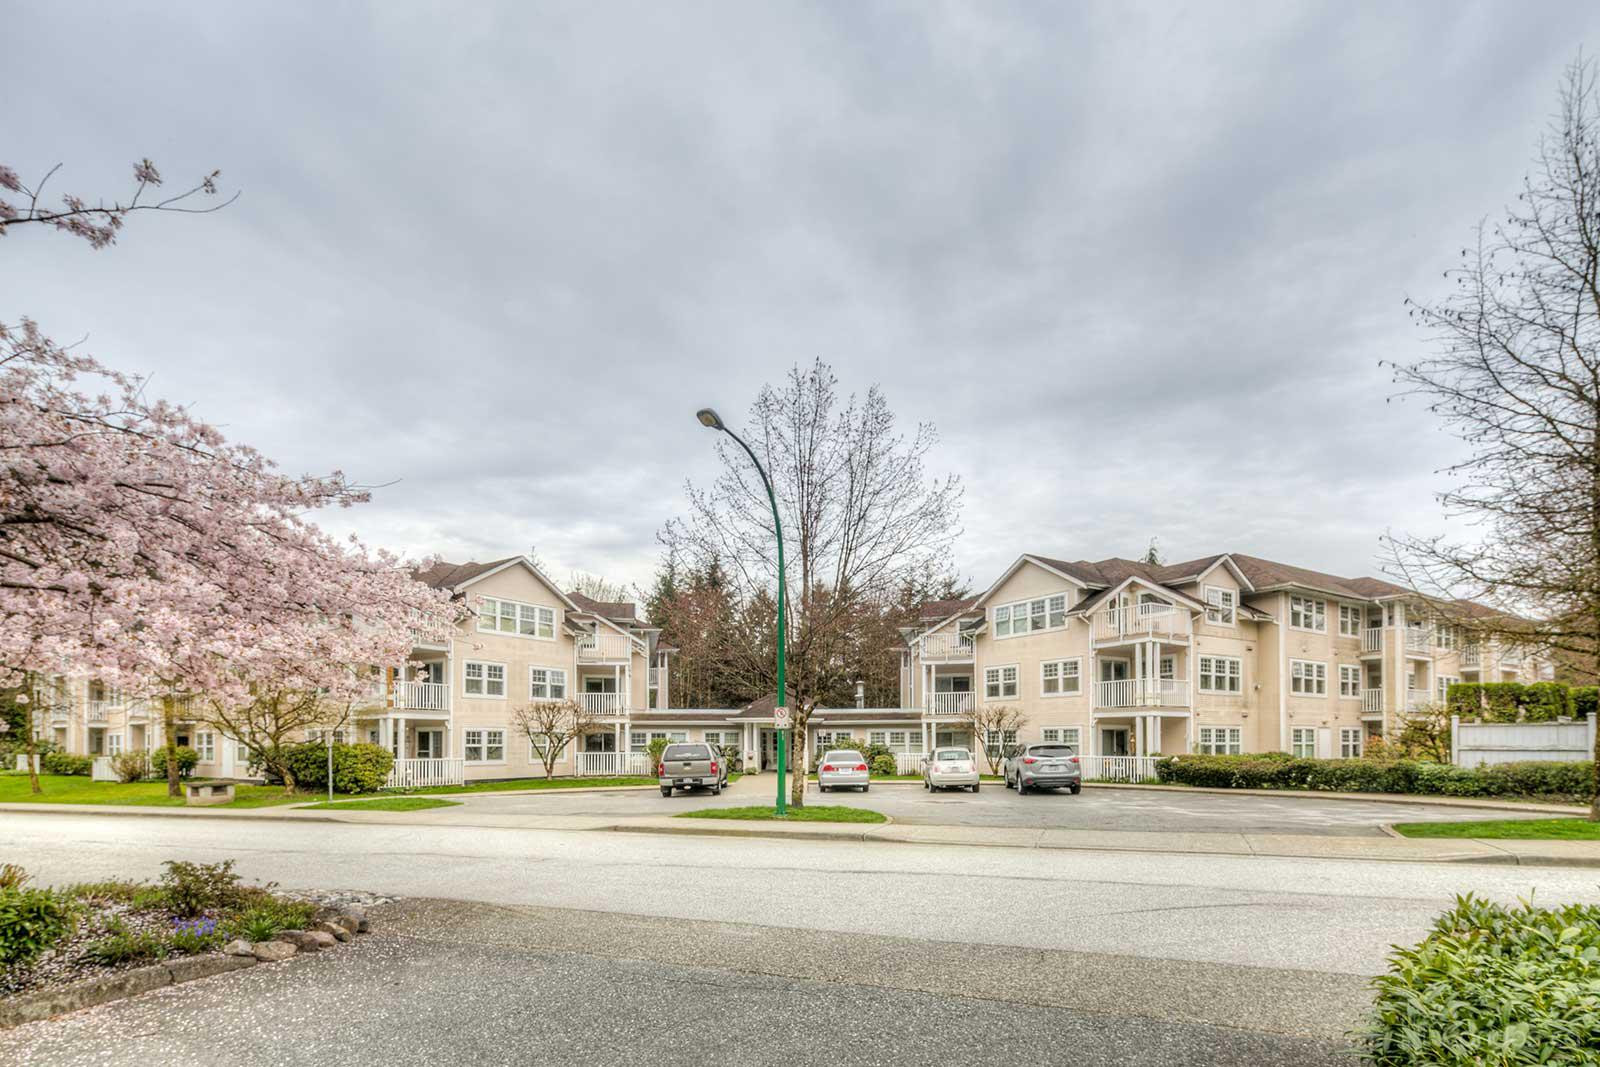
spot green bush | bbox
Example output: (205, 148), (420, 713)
(282, 742), (394, 794)
(869, 754), (898, 777)
(85, 919), (169, 965)
(41, 750), (92, 776)
(0, 885), (78, 968)
(154, 745), (200, 777)
(1360, 893), (1600, 1065)
(109, 749), (151, 783)
(1571, 686), (1599, 721)
(646, 736), (671, 771)
(1156, 754), (1591, 801)
(860, 742), (896, 771)
(1521, 681), (1570, 722)
(159, 859), (249, 917)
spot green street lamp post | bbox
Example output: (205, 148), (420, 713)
(696, 407), (788, 815)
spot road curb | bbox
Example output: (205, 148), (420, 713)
(1080, 782), (1588, 815)
(0, 953), (257, 1030)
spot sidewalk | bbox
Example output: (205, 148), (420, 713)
(4, 799), (1597, 868)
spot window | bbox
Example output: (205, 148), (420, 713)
(1338, 605), (1362, 638)
(1291, 727), (1315, 758)
(237, 737), (252, 764)
(1040, 726), (1081, 753)
(1197, 726), (1242, 755)
(1159, 656), (1175, 681)
(1040, 658), (1081, 696)
(1290, 660), (1327, 696)
(1436, 675), (1459, 703)
(704, 731), (728, 747)
(869, 731), (887, 746)
(528, 667), (568, 700)
(1204, 586), (1236, 625)
(1198, 656), (1242, 694)
(195, 731), (215, 762)
(994, 595), (1069, 638)
(1339, 727), (1363, 759)
(478, 597), (556, 639)
(464, 661), (507, 698)
(984, 728), (1018, 759)
(464, 729), (505, 762)
(1290, 596), (1326, 632)
(984, 665), (1019, 699)
(107, 732), (123, 756)
(1339, 665), (1361, 698)
(1435, 626), (1458, 650)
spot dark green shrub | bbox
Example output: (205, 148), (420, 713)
(646, 736), (671, 770)
(282, 742), (394, 794)
(869, 754), (898, 777)
(1521, 681), (1570, 722)
(1482, 682), (1525, 721)
(159, 859), (248, 917)
(1571, 686), (1598, 721)
(0, 886), (78, 967)
(41, 751), (92, 776)
(1157, 754), (1590, 800)
(154, 745), (200, 777)
(860, 742), (896, 771)
(1360, 893), (1600, 1065)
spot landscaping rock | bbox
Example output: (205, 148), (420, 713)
(307, 930), (337, 950)
(275, 929), (320, 952)
(223, 938), (255, 957)
(251, 941), (297, 963)
(316, 920), (352, 943)
(166, 954), (255, 983)
(333, 913), (360, 935)
(340, 905), (369, 933)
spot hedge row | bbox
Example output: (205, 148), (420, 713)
(1445, 681), (1598, 723)
(280, 742), (394, 794)
(1155, 753), (1593, 800)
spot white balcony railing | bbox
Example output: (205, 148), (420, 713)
(124, 702), (150, 720)
(393, 681), (449, 712)
(1361, 689), (1383, 715)
(1095, 603), (1191, 643)
(386, 757), (464, 789)
(1093, 678), (1191, 709)
(577, 751), (653, 777)
(1361, 627), (1383, 653)
(576, 632), (635, 662)
(86, 701), (111, 722)
(920, 631), (976, 661)
(926, 691), (974, 717)
(1404, 628), (1432, 653)
(1460, 647), (1481, 668)
(1404, 690), (1428, 712)
(580, 692), (625, 717)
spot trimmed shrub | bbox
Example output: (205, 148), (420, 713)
(281, 741), (394, 794)
(1360, 893), (1600, 1065)
(0, 885), (78, 967)
(1521, 681), (1570, 722)
(860, 742), (896, 772)
(154, 745), (200, 777)
(869, 754), (898, 777)
(41, 751), (92, 776)
(1571, 685), (1599, 721)
(1156, 754), (1591, 801)
(109, 749), (151, 783)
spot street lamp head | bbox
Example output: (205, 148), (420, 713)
(695, 407), (724, 430)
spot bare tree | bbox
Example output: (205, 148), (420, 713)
(512, 699), (598, 779)
(1384, 58), (1600, 817)
(960, 704), (1026, 776)
(569, 571), (632, 605)
(663, 360), (963, 807)
(198, 688), (352, 793)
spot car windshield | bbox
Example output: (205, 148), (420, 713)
(823, 751), (863, 764)
(934, 749), (969, 760)
(1030, 745), (1075, 757)
(662, 744), (711, 760)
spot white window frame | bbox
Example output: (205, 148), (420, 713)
(1290, 659), (1328, 696)
(1197, 655), (1242, 694)
(1291, 727), (1316, 758)
(1338, 604), (1362, 638)
(1290, 595), (1327, 633)
(1204, 586), (1236, 626)
(107, 732), (124, 756)
(528, 667), (568, 700)
(1196, 726), (1242, 755)
(464, 728), (506, 764)
(1339, 727), (1363, 759)
(1039, 726), (1081, 753)
(195, 730), (216, 762)
(1339, 664), (1361, 698)
(993, 595), (1069, 639)
(984, 664), (1019, 700)
(1039, 658), (1081, 697)
(464, 660), (507, 699)
(1436, 675), (1459, 703)
(477, 597), (556, 640)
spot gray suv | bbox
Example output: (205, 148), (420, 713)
(658, 743), (727, 797)
(1002, 743), (1083, 795)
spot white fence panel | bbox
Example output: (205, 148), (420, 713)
(91, 756), (119, 782)
(1078, 755), (1162, 782)
(1452, 716), (1595, 767)
(13, 754), (40, 773)
(893, 751), (927, 776)
(576, 751), (654, 777)
(386, 757), (465, 788)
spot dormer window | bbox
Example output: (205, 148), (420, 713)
(479, 597), (556, 639)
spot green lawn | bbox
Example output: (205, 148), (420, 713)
(300, 796), (461, 812)
(1393, 818), (1600, 840)
(0, 773), (328, 808)
(389, 775), (659, 796)
(675, 804), (887, 824)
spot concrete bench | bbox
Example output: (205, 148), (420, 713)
(183, 780), (236, 806)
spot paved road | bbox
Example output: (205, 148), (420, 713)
(458, 776), (1550, 836)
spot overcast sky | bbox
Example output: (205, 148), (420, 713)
(5, 2), (1597, 596)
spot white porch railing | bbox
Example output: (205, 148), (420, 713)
(1094, 603), (1191, 643)
(1093, 678), (1191, 709)
(1361, 627), (1383, 653)
(576, 632), (635, 661)
(386, 757), (464, 789)
(1460, 647), (1481, 668)
(1078, 755), (1161, 782)
(393, 681), (449, 712)
(1404, 628), (1432, 653)
(577, 751), (653, 776)
(926, 691), (974, 717)
(580, 692), (625, 717)
(893, 751), (927, 775)
(87, 701), (110, 722)
(1361, 689), (1383, 715)
(920, 631), (976, 661)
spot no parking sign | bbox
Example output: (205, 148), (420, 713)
(772, 705), (791, 730)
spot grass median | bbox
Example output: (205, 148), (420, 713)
(1392, 817), (1600, 840)
(299, 796), (461, 812)
(386, 775), (659, 796)
(675, 804), (887, 824)
(1, 772), (321, 809)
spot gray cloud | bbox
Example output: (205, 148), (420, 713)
(4, 1), (1595, 592)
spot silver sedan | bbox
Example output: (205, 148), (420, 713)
(922, 747), (980, 792)
(817, 749), (870, 792)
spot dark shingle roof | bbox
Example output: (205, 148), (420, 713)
(919, 596), (980, 622)
(412, 557), (520, 591)
(567, 591), (639, 622)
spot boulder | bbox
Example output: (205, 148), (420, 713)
(223, 939), (255, 957)
(340, 906), (369, 933)
(251, 941), (297, 963)
(307, 930), (337, 950)
(316, 921), (352, 943)
(333, 914), (360, 935)
(276, 929), (320, 952)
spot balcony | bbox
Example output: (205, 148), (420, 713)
(1403, 628), (1432, 654)
(1094, 678), (1190, 709)
(925, 691), (974, 717)
(1500, 646), (1524, 666)
(124, 702), (150, 721)
(1404, 690), (1428, 712)
(1460, 647), (1481, 669)
(1361, 627), (1383, 653)
(1361, 689), (1383, 715)
(580, 692), (626, 717)
(576, 632), (635, 662)
(87, 701), (111, 722)
(392, 681), (449, 713)
(920, 631), (975, 662)
(1093, 604), (1191, 644)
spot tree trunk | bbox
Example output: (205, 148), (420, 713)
(163, 695), (181, 797)
(24, 673), (42, 795)
(789, 726), (804, 809)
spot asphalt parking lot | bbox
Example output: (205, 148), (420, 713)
(453, 776), (1550, 836)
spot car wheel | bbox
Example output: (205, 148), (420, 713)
(1017, 776), (1028, 795)
(712, 783), (722, 796)
(1070, 784), (1081, 795)
(923, 778), (930, 791)
(971, 782), (980, 793)
(819, 784), (829, 793)
(660, 787), (672, 798)
(862, 784), (869, 792)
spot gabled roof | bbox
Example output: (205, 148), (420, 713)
(567, 591), (640, 623)
(1229, 553), (1382, 600)
(918, 596), (980, 622)
(414, 555), (582, 612)
(1071, 574), (1209, 617)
